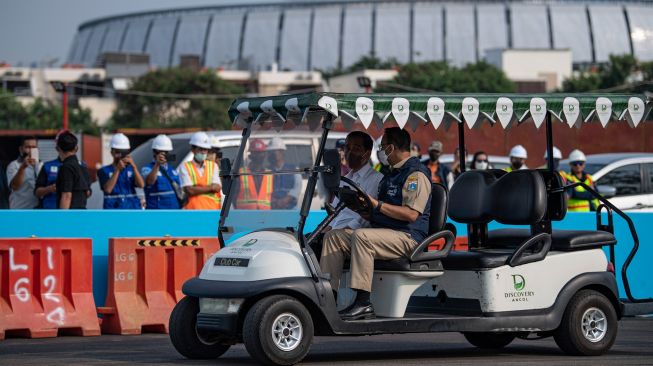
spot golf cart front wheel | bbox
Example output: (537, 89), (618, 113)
(554, 289), (617, 356)
(243, 295), (314, 366)
(169, 296), (231, 359)
(463, 332), (516, 349)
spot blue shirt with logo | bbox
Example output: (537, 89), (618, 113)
(141, 161), (180, 209)
(97, 164), (141, 209)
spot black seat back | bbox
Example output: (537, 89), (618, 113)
(428, 183), (448, 235)
(537, 169), (568, 221)
(448, 170), (547, 225)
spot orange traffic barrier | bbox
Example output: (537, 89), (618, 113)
(0, 238), (100, 340)
(428, 236), (468, 252)
(99, 237), (219, 335)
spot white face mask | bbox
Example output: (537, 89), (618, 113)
(377, 146), (391, 166)
(475, 161), (488, 170)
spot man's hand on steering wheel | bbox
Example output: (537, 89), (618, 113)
(338, 176), (373, 218)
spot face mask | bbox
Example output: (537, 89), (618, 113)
(476, 161), (488, 170)
(347, 151), (369, 170)
(194, 153), (207, 162)
(378, 146), (392, 166)
(429, 152), (440, 162)
(511, 160), (523, 170)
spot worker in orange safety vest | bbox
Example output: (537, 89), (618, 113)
(234, 138), (273, 210)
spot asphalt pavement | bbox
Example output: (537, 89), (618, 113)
(1, 318), (652, 366)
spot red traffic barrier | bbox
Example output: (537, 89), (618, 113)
(99, 237), (219, 335)
(0, 238), (100, 340)
(428, 236), (468, 252)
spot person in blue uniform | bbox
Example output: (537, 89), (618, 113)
(35, 153), (91, 209)
(320, 127), (433, 320)
(266, 137), (301, 210)
(141, 135), (181, 209)
(98, 133), (144, 209)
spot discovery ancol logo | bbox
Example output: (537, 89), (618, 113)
(505, 274), (535, 302)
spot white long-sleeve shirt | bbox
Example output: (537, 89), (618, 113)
(330, 163), (383, 230)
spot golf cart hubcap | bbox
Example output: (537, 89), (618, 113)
(581, 307), (607, 343)
(272, 313), (303, 351)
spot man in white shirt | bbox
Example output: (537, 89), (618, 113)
(327, 131), (383, 231)
(177, 132), (222, 210)
(7, 136), (42, 209)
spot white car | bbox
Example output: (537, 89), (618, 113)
(560, 153), (653, 212)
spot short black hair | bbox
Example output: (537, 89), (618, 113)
(346, 131), (373, 151)
(57, 131), (78, 152)
(21, 136), (37, 146)
(384, 127), (411, 151)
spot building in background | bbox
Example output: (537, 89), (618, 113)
(485, 49), (573, 92)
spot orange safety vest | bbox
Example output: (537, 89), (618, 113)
(565, 172), (598, 212)
(183, 161), (221, 210)
(236, 168), (273, 210)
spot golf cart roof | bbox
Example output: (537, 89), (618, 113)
(228, 92), (651, 131)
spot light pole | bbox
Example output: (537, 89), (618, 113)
(52, 82), (68, 130)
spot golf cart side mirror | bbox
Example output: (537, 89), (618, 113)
(597, 185), (617, 198)
(220, 158), (232, 195)
(321, 149), (341, 192)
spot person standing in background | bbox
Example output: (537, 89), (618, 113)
(423, 141), (452, 188)
(505, 145), (528, 172)
(142, 135), (181, 210)
(178, 132), (222, 210)
(470, 151), (490, 170)
(98, 133), (144, 209)
(55, 132), (89, 209)
(7, 136), (42, 209)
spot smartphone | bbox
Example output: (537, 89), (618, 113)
(166, 153), (176, 162)
(30, 148), (39, 163)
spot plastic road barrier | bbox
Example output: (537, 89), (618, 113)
(98, 237), (219, 335)
(0, 238), (100, 340)
(428, 236), (468, 252)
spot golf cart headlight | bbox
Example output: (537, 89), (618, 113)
(199, 298), (244, 314)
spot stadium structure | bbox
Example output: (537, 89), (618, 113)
(68, 0), (653, 71)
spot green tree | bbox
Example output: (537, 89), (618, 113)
(0, 91), (97, 134)
(110, 68), (243, 130)
(321, 55), (400, 79)
(561, 54), (651, 92)
(376, 61), (516, 93)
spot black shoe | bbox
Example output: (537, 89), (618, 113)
(338, 301), (356, 315)
(340, 302), (375, 320)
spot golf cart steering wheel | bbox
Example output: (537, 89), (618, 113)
(338, 176), (374, 217)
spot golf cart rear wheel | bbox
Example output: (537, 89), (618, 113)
(243, 295), (314, 366)
(169, 296), (230, 359)
(554, 289), (617, 356)
(463, 332), (516, 349)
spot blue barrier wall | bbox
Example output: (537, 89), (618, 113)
(0, 210), (651, 306)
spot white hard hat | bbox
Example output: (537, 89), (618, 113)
(189, 131), (211, 149)
(568, 149), (586, 162)
(110, 133), (131, 150)
(266, 137), (286, 151)
(209, 135), (221, 148)
(152, 134), (173, 151)
(544, 146), (562, 159)
(509, 144), (528, 159)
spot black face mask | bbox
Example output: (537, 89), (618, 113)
(429, 152), (440, 162)
(512, 161), (523, 170)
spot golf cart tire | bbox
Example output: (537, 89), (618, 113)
(553, 289), (618, 356)
(463, 332), (516, 349)
(243, 295), (314, 366)
(169, 296), (231, 360)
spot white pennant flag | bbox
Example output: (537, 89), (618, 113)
(427, 97), (445, 130)
(285, 98), (300, 113)
(628, 97), (645, 127)
(462, 97), (479, 129)
(596, 97), (612, 127)
(563, 97), (580, 128)
(260, 100), (275, 114)
(318, 96), (338, 116)
(355, 97), (374, 129)
(530, 97), (547, 128)
(495, 97), (513, 129)
(392, 98), (410, 129)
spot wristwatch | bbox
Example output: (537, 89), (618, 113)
(375, 200), (384, 212)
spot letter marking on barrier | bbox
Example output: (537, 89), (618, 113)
(9, 247), (28, 271)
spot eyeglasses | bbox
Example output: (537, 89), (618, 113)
(570, 161), (585, 166)
(476, 159), (488, 163)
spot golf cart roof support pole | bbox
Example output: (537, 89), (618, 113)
(457, 120), (466, 174)
(297, 113), (334, 248)
(217, 124), (252, 248)
(545, 111), (555, 172)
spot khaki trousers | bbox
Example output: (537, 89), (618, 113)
(319, 228), (417, 292)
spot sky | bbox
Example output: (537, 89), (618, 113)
(0, 0), (283, 66)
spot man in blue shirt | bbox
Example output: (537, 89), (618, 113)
(141, 135), (181, 209)
(267, 137), (301, 210)
(98, 133), (144, 209)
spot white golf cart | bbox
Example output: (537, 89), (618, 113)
(169, 92), (653, 365)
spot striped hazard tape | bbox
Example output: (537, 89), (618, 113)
(137, 239), (201, 247)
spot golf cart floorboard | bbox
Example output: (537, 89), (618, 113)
(333, 312), (546, 335)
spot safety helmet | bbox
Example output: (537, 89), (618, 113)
(209, 135), (221, 148)
(152, 134), (173, 151)
(543, 146), (562, 160)
(189, 131), (211, 149)
(110, 133), (131, 150)
(266, 137), (286, 151)
(509, 144), (528, 159)
(249, 139), (267, 152)
(568, 149), (586, 162)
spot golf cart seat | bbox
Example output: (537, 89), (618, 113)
(372, 182), (454, 271)
(486, 228), (616, 251)
(443, 170), (552, 270)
